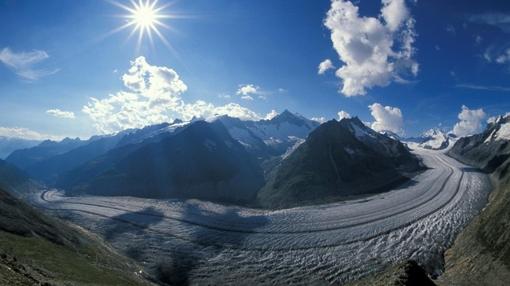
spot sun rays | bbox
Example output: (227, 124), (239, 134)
(110, 0), (179, 50)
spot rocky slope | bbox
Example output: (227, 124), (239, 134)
(348, 261), (436, 286)
(258, 118), (423, 209)
(438, 115), (510, 285)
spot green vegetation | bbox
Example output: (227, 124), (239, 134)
(0, 231), (148, 285)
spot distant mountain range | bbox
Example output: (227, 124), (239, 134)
(258, 118), (423, 208)
(5, 110), (424, 208)
(61, 120), (265, 204)
(405, 128), (456, 150)
(0, 137), (41, 159)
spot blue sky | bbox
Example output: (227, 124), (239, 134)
(1, 0), (510, 139)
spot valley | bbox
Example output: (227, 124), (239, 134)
(33, 148), (491, 285)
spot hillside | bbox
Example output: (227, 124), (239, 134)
(63, 120), (265, 204)
(0, 137), (40, 159)
(258, 118), (423, 209)
(0, 159), (39, 197)
(438, 115), (510, 285)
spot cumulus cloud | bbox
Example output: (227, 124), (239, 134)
(369, 103), (404, 135)
(0, 126), (59, 141)
(236, 84), (259, 96)
(324, 0), (418, 96)
(83, 57), (263, 133)
(0, 47), (59, 80)
(452, 105), (486, 137)
(180, 101), (262, 121)
(337, 110), (351, 120)
(265, 110), (279, 120)
(318, 59), (335, 74)
(46, 109), (75, 119)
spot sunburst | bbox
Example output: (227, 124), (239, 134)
(110, 0), (175, 49)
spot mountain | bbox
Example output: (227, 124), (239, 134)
(419, 129), (455, 150)
(6, 121), (185, 185)
(258, 118), (423, 209)
(448, 115), (510, 171)
(217, 110), (319, 159)
(6, 137), (86, 170)
(0, 137), (40, 159)
(63, 120), (265, 204)
(0, 159), (39, 196)
(440, 115), (510, 285)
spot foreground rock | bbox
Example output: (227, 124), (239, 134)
(348, 261), (436, 286)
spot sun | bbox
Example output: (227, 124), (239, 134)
(132, 3), (157, 28)
(111, 0), (174, 49)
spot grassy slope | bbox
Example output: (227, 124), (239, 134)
(0, 231), (148, 285)
(0, 187), (151, 285)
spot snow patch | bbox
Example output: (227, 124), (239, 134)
(495, 122), (510, 141)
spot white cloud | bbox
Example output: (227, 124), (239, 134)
(218, 93), (231, 99)
(337, 110), (351, 120)
(368, 103), (404, 135)
(180, 101), (262, 121)
(0, 126), (59, 141)
(475, 35), (482, 44)
(312, 117), (327, 123)
(236, 84), (259, 96)
(0, 47), (59, 80)
(46, 109), (75, 119)
(487, 116), (498, 125)
(265, 110), (279, 120)
(324, 0), (418, 97)
(452, 105), (486, 137)
(445, 24), (456, 34)
(83, 57), (263, 133)
(318, 59), (335, 74)
(455, 83), (510, 92)
(381, 0), (410, 32)
(495, 48), (510, 64)
(241, 95), (254, 101)
(468, 13), (510, 33)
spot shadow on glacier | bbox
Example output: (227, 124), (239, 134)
(102, 206), (165, 240)
(154, 203), (269, 286)
(374, 176), (420, 194)
(460, 166), (482, 173)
